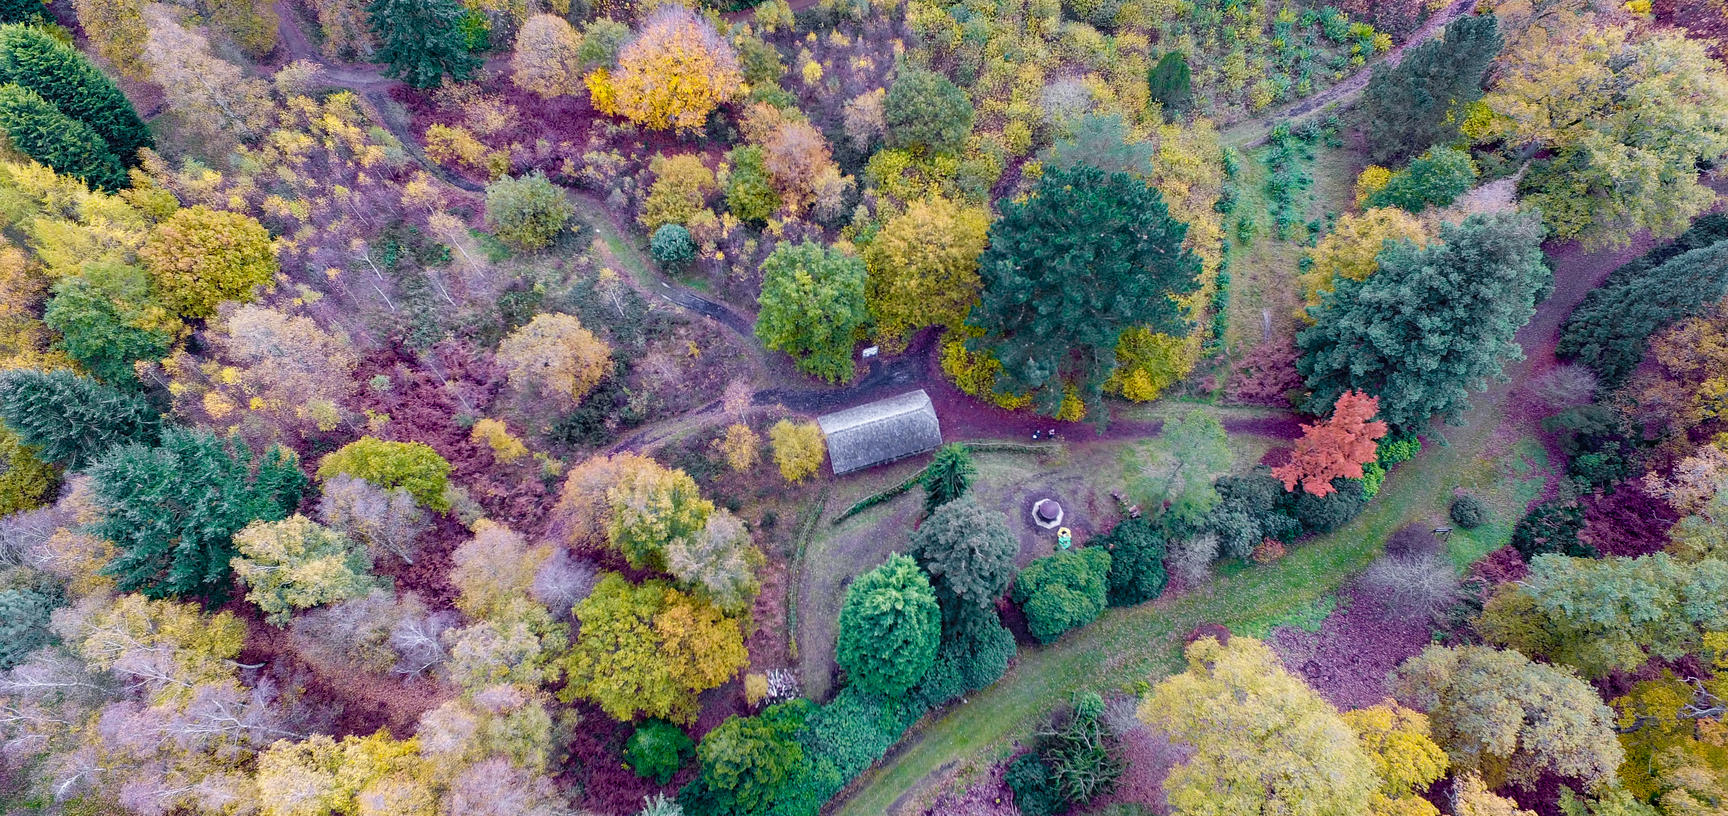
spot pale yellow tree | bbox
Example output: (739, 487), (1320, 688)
(511, 14), (585, 98)
(496, 313), (612, 408)
(142, 4), (275, 144)
(588, 7), (742, 132)
(710, 423), (759, 472)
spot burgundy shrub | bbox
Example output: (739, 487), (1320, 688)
(921, 760), (1022, 816)
(563, 704), (667, 813)
(1184, 622), (1231, 647)
(1384, 524), (1442, 558)
(1469, 546), (1528, 586)
(1267, 587), (1431, 711)
(1576, 481), (1678, 557)
(1225, 337), (1302, 408)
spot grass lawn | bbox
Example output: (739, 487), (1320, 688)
(834, 382), (1528, 816)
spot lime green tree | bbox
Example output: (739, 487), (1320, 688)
(754, 241), (868, 383)
(316, 437), (452, 511)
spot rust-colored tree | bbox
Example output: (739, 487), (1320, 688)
(1273, 390), (1388, 497)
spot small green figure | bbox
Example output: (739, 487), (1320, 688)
(1057, 527), (1072, 550)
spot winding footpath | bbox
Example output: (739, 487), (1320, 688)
(1220, 0), (1474, 148)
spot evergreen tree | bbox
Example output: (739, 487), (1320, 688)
(835, 553), (940, 697)
(365, 0), (479, 89)
(0, 83), (125, 190)
(0, 0), (44, 24)
(1099, 516), (1166, 607)
(1559, 235), (1728, 387)
(907, 496), (1016, 617)
(0, 368), (160, 468)
(0, 587), (58, 669)
(92, 427), (306, 602)
(1146, 50), (1192, 119)
(921, 443), (976, 513)
(1362, 13), (1501, 165)
(0, 24), (153, 163)
(1297, 211), (1549, 433)
(969, 163), (1201, 421)
(43, 273), (173, 387)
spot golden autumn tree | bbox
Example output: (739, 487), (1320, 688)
(1141, 636), (1382, 816)
(710, 423), (759, 472)
(769, 419), (824, 483)
(139, 205), (278, 319)
(639, 153), (716, 234)
(511, 13), (585, 98)
(559, 573), (747, 722)
(1484, 22), (1728, 249)
(588, 7), (742, 133)
(496, 313), (612, 409)
(863, 195), (990, 347)
(1298, 208), (1429, 319)
(74, 0), (148, 79)
(1344, 701), (1449, 816)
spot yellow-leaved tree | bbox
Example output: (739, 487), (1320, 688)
(511, 13), (585, 98)
(1140, 636), (1382, 816)
(1298, 208), (1430, 319)
(139, 205), (279, 320)
(1482, 21), (1728, 249)
(769, 419), (824, 483)
(496, 313), (612, 409)
(864, 195), (990, 348)
(587, 7), (742, 133)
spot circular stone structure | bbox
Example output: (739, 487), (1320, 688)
(1031, 498), (1064, 530)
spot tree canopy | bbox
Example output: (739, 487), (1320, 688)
(1391, 644), (1623, 790)
(836, 553), (941, 697)
(754, 240), (869, 383)
(1140, 636), (1381, 816)
(1490, 24), (1728, 250)
(365, 0), (478, 88)
(1362, 13), (1501, 164)
(1298, 211), (1550, 433)
(968, 163), (1201, 420)
(92, 427), (306, 602)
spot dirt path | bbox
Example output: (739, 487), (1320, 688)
(1220, 0), (1474, 149)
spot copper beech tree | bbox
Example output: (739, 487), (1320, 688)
(1274, 390), (1388, 497)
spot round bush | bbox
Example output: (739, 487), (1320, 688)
(624, 719), (694, 784)
(650, 223), (696, 270)
(1449, 494), (1488, 530)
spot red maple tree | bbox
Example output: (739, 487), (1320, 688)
(1273, 391), (1389, 496)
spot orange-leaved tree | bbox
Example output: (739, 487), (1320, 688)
(1274, 390), (1388, 496)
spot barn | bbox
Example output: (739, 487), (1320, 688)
(816, 389), (944, 475)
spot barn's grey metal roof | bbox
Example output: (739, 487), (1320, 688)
(817, 389), (943, 475)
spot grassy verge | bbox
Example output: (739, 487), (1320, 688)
(835, 394), (1516, 816)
